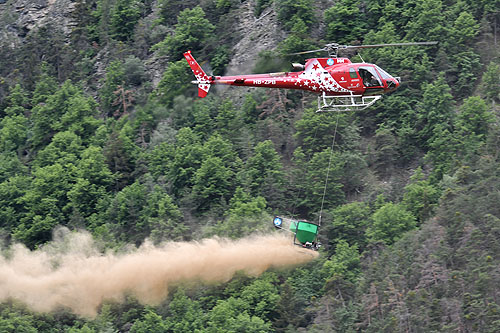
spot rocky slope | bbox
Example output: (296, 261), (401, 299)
(0, 0), (77, 47)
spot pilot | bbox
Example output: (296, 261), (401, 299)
(365, 73), (378, 87)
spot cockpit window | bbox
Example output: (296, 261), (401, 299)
(358, 66), (382, 87)
(374, 65), (392, 80)
(349, 68), (358, 78)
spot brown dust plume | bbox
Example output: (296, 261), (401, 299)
(0, 229), (318, 317)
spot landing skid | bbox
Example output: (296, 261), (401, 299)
(317, 93), (382, 112)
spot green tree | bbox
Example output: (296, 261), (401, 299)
(211, 45), (230, 75)
(253, 50), (289, 74)
(87, 0), (112, 43)
(123, 55), (148, 86)
(295, 108), (358, 155)
(156, 60), (193, 107)
(324, 0), (367, 44)
(67, 324), (96, 333)
(452, 96), (494, 164)
(427, 96), (493, 181)
(449, 50), (481, 98)
(286, 260), (326, 306)
(243, 140), (285, 207)
(0, 303), (37, 333)
(0, 159), (30, 234)
(130, 309), (168, 333)
(480, 62), (500, 101)
(321, 240), (360, 285)
(207, 297), (248, 331)
(145, 185), (185, 242)
(227, 188), (267, 219)
(240, 273), (280, 320)
(366, 202), (417, 245)
(110, 0), (141, 41)
(401, 168), (440, 223)
(103, 123), (140, 190)
(31, 66), (58, 105)
(3, 84), (29, 116)
(450, 11), (479, 46)
(212, 187), (267, 238)
(273, 282), (307, 330)
(276, 0), (316, 31)
(405, 0), (448, 42)
(279, 19), (319, 60)
(371, 124), (398, 176)
(33, 131), (83, 168)
(215, 0), (235, 14)
(190, 98), (216, 138)
(224, 313), (271, 332)
(415, 74), (454, 147)
(163, 289), (204, 332)
(203, 133), (242, 171)
(15, 162), (76, 247)
(77, 146), (115, 188)
(0, 114), (28, 153)
(425, 123), (459, 180)
(293, 147), (345, 215)
(241, 93), (259, 124)
(102, 180), (182, 243)
(159, 127), (204, 195)
(366, 0), (415, 32)
(0, 152), (28, 183)
(31, 80), (99, 149)
(153, 6), (215, 60)
(30, 80), (77, 148)
(67, 146), (114, 220)
(157, 0), (198, 26)
(100, 60), (125, 115)
(214, 100), (243, 140)
(192, 156), (235, 212)
(105, 180), (148, 243)
(339, 151), (367, 195)
(327, 201), (371, 251)
(207, 296), (271, 332)
(456, 96), (494, 138)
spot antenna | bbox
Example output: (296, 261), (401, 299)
(358, 52), (365, 63)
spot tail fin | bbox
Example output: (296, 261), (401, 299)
(183, 51), (211, 98)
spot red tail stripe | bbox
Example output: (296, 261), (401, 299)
(183, 51), (210, 82)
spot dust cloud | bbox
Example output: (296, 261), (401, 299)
(0, 229), (318, 317)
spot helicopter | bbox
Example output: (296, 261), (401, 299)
(183, 41), (437, 112)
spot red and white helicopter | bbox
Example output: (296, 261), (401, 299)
(184, 42), (437, 112)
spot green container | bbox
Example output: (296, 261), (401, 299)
(290, 221), (319, 244)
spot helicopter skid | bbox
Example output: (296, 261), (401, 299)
(317, 93), (382, 112)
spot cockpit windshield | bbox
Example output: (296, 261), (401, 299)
(374, 65), (393, 80)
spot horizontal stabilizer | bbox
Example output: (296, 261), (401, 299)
(198, 83), (210, 98)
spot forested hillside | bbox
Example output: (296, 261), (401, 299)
(0, 0), (499, 331)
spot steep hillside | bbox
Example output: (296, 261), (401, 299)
(0, 0), (499, 331)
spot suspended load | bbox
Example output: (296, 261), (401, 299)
(273, 216), (320, 250)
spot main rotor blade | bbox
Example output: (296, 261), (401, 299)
(286, 48), (327, 55)
(286, 41), (438, 56)
(340, 41), (438, 50)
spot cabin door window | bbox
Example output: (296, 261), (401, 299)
(358, 67), (382, 88)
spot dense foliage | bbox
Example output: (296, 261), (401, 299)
(0, 0), (499, 331)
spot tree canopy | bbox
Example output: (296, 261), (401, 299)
(0, 0), (498, 331)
